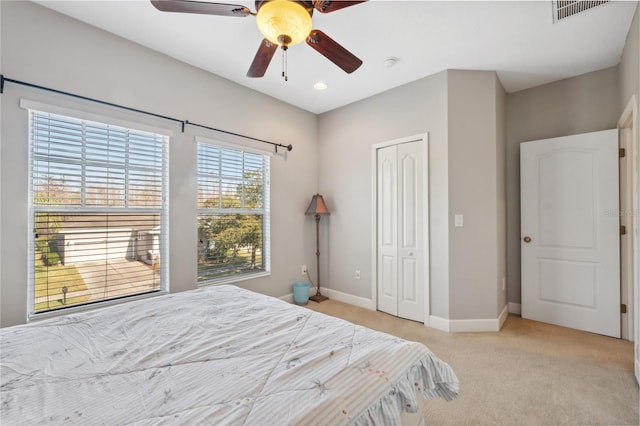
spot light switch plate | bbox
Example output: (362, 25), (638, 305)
(455, 214), (464, 227)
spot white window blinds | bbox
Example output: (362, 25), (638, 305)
(29, 110), (168, 315)
(197, 141), (270, 283)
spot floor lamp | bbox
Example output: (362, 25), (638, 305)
(305, 194), (330, 302)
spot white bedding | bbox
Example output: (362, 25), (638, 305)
(1, 285), (458, 425)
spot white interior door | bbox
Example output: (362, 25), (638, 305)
(520, 129), (620, 338)
(377, 140), (425, 322)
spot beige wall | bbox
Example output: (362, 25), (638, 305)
(447, 70), (506, 320)
(618, 4), (639, 343)
(318, 71), (451, 319)
(505, 66), (621, 307)
(619, 5), (639, 111)
(496, 74), (508, 318)
(0, 1), (318, 326)
(318, 69), (506, 322)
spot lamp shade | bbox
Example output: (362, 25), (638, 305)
(256, 0), (312, 47)
(305, 194), (330, 216)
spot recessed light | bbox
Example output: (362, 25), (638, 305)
(314, 81), (328, 90)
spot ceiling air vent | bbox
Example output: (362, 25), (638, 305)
(552, 0), (609, 22)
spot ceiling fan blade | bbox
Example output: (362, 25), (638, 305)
(313, 0), (367, 13)
(247, 39), (278, 78)
(306, 30), (362, 74)
(150, 0), (251, 17)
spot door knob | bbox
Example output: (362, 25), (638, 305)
(523, 236), (532, 243)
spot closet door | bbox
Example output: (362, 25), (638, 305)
(377, 145), (399, 316)
(377, 141), (425, 322)
(397, 141), (424, 321)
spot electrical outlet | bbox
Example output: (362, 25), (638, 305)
(301, 265), (307, 275)
(355, 269), (361, 280)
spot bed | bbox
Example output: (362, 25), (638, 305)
(1, 285), (458, 425)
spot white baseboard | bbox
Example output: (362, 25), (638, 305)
(279, 293), (294, 303)
(324, 287), (376, 310)
(498, 304), (509, 329)
(429, 305), (509, 333)
(280, 287), (376, 311)
(508, 302), (521, 315)
(284, 289), (511, 333)
(428, 315), (451, 332)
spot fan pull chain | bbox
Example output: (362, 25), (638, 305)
(281, 46), (288, 82)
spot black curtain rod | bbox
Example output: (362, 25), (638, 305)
(1, 75), (185, 131)
(185, 121), (292, 152)
(0, 75), (293, 152)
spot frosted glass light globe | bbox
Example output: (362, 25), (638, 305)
(256, 0), (312, 47)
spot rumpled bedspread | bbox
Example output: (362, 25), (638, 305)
(1, 285), (458, 425)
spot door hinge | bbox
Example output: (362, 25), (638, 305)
(619, 148), (626, 158)
(621, 304), (627, 314)
(620, 225), (627, 235)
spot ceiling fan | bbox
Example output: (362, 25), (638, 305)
(150, 0), (367, 80)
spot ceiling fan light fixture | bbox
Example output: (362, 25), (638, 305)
(256, 0), (312, 47)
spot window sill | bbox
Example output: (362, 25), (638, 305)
(197, 271), (271, 288)
(27, 290), (168, 323)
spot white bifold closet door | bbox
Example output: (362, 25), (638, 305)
(377, 140), (425, 322)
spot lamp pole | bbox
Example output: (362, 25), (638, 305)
(310, 212), (328, 302)
(306, 193), (329, 302)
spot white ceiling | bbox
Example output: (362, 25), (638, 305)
(34, 0), (637, 114)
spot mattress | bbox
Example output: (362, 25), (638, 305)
(1, 285), (458, 425)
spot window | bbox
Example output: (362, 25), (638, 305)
(197, 139), (270, 283)
(28, 107), (168, 315)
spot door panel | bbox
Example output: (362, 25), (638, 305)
(401, 258), (418, 301)
(398, 142), (424, 321)
(538, 259), (597, 307)
(401, 153), (417, 248)
(377, 145), (398, 316)
(521, 129), (620, 338)
(381, 255), (396, 298)
(538, 150), (597, 248)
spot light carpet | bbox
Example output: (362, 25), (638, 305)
(305, 300), (639, 425)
